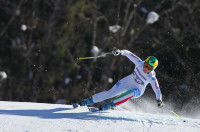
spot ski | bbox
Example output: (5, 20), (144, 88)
(72, 103), (103, 112)
(72, 103), (102, 112)
(88, 107), (101, 112)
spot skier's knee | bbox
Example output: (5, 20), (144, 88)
(131, 88), (141, 98)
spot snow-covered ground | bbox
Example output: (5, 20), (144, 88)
(0, 101), (199, 132)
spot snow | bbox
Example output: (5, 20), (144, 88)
(21, 24), (27, 31)
(64, 78), (71, 85)
(0, 71), (7, 79)
(109, 25), (121, 33)
(91, 46), (100, 61)
(141, 7), (148, 13)
(0, 101), (199, 132)
(15, 9), (21, 16)
(108, 77), (113, 83)
(91, 46), (100, 57)
(146, 11), (159, 24)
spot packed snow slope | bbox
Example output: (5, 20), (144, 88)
(0, 101), (199, 132)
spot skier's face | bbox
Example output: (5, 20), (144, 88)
(143, 65), (152, 73)
(144, 62), (153, 70)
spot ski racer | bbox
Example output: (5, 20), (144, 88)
(75, 49), (165, 111)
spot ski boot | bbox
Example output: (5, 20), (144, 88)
(100, 102), (116, 111)
(73, 97), (94, 108)
(81, 97), (94, 106)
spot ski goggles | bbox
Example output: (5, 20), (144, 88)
(144, 62), (153, 71)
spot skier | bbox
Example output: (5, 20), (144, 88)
(74, 49), (164, 111)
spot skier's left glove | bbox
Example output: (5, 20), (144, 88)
(157, 99), (165, 108)
(112, 48), (121, 56)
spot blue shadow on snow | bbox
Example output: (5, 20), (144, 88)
(0, 107), (138, 122)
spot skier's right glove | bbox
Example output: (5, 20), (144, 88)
(112, 48), (121, 56)
(157, 99), (165, 108)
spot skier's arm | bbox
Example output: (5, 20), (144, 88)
(150, 77), (162, 101)
(120, 50), (142, 65)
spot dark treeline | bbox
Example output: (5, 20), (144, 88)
(0, 0), (200, 111)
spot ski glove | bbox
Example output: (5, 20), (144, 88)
(112, 49), (121, 56)
(157, 99), (165, 108)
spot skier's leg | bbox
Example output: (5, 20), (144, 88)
(91, 84), (123, 103)
(100, 88), (142, 111)
(92, 74), (135, 103)
(80, 74), (135, 107)
(80, 83), (122, 106)
(113, 88), (141, 106)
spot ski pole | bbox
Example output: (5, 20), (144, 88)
(163, 106), (186, 122)
(77, 52), (113, 60)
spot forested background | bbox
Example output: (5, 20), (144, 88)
(0, 0), (200, 112)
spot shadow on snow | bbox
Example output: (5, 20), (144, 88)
(0, 107), (139, 122)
